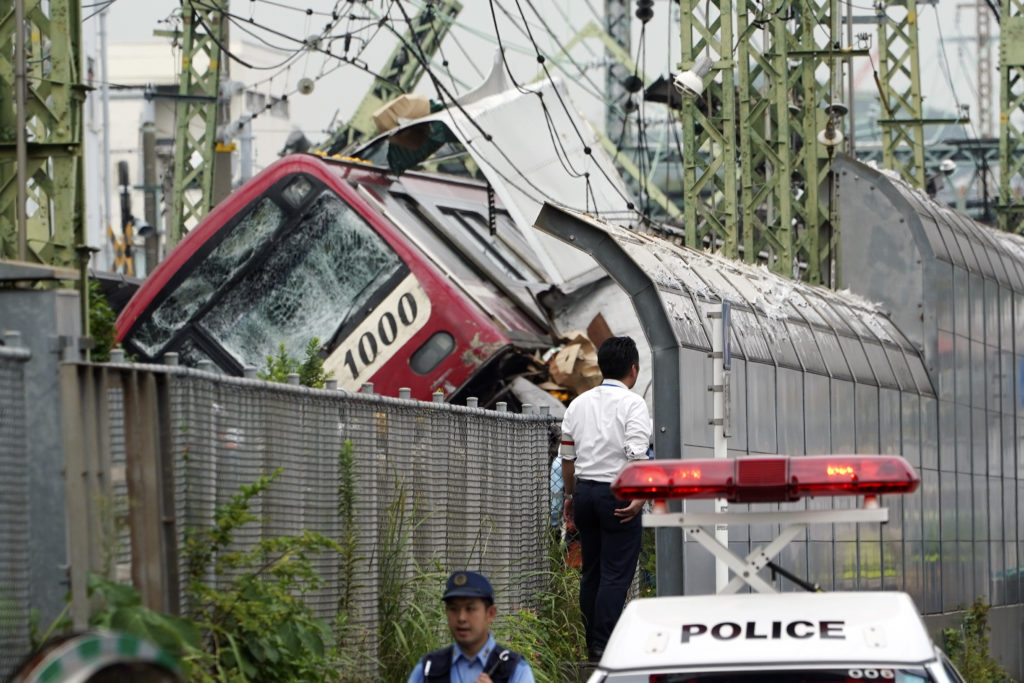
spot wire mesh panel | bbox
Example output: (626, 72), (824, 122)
(0, 347), (30, 678)
(163, 372), (551, 660)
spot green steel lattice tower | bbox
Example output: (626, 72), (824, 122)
(876, 0), (927, 189)
(321, 0), (462, 155)
(1000, 0), (1024, 232)
(0, 0), (84, 269)
(171, 0), (227, 245)
(679, 0), (850, 284)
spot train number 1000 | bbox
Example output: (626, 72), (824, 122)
(341, 292), (418, 379)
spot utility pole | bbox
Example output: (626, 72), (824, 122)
(735, 0), (796, 274)
(141, 101), (160, 271)
(13, 0), (28, 261)
(1, 0), (84, 271)
(100, 7), (119, 273)
(170, 0), (228, 245)
(679, 0), (739, 261)
(999, 0), (1024, 232)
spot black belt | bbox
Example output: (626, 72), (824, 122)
(577, 478), (612, 486)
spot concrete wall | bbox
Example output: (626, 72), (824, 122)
(923, 603), (1024, 680)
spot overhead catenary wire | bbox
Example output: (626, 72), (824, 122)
(490, 0), (643, 212)
(83, 0), (120, 22)
(520, 0), (626, 117)
(249, 0), (337, 17)
(191, 0), (398, 88)
(174, 0), (645, 221)
(389, 0), (641, 220)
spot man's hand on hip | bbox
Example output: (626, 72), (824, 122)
(614, 499), (644, 523)
(563, 496), (576, 534)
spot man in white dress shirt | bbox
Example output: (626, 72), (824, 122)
(560, 336), (651, 662)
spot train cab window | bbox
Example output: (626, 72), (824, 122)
(197, 190), (406, 368)
(130, 197), (284, 356)
(410, 331), (455, 374)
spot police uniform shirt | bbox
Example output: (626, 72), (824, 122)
(405, 635), (535, 683)
(560, 379), (651, 482)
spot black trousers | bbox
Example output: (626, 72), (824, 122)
(574, 479), (642, 654)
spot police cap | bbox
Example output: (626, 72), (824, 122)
(442, 570), (494, 602)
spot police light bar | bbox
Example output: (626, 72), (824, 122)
(611, 455), (920, 503)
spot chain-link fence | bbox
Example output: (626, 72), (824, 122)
(0, 345), (31, 677)
(61, 363), (555, 674)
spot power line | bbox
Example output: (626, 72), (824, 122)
(500, 0), (641, 206)
(178, 0), (642, 220)
(385, 1), (640, 219)
(250, 0), (338, 17)
(83, 0), (120, 22)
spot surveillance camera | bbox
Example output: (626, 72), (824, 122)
(297, 77), (315, 95)
(673, 54), (714, 100)
(134, 220), (154, 238)
(939, 158), (956, 176)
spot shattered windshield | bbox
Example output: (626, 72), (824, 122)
(198, 189), (405, 368)
(129, 197), (284, 356)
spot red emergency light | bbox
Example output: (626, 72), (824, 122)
(611, 455), (920, 503)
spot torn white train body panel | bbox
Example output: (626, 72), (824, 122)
(372, 51), (638, 287)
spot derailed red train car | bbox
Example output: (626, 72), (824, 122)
(115, 153), (553, 404)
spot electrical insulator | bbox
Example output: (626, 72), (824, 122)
(623, 75), (644, 93)
(636, 0), (654, 23)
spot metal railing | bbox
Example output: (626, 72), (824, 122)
(59, 361), (555, 673)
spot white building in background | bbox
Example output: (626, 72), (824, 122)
(83, 32), (317, 276)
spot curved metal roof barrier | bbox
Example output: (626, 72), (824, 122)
(835, 154), (1024, 385)
(835, 156), (1024, 291)
(535, 203), (933, 396)
(535, 201), (935, 596)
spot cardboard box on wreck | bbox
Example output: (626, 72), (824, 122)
(548, 332), (602, 396)
(373, 94), (432, 149)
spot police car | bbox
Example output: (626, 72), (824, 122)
(589, 455), (965, 682)
(586, 591), (965, 682)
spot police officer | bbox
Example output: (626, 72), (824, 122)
(407, 570), (535, 683)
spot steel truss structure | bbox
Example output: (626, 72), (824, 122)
(876, 0), (927, 188)
(170, 0), (227, 245)
(679, 0), (854, 285)
(0, 0), (84, 269)
(999, 0), (1024, 233)
(644, 505), (890, 594)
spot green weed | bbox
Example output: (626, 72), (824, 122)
(942, 597), (1014, 683)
